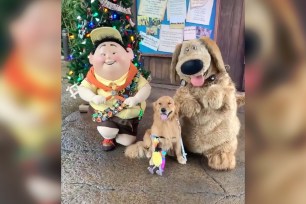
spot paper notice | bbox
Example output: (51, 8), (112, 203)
(167, 0), (186, 21)
(196, 26), (212, 38)
(138, 0), (168, 20)
(186, 0), (213, 25)
(190, 0), (208, 8)
(184, 26), (196, 40)
(170, 15), (185, 29)
(140, 31), (160, 51)
(158, 25), (183, 53)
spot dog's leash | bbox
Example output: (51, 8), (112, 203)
(176, 119), (187, 161)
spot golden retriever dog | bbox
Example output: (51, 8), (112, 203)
(170, 37), (244, 170)
(125, 96), (187, 165)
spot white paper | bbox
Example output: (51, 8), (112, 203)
(170, 15), (185, 29)
(138, 0), (168, 20)
(186, 0), (213, 25)
(167, 0), (186, 21)
(184, 26), (196, 40)
(158, 25), (183, 53)
(140, 31), (160, 51)
(190, 0), (207, 8)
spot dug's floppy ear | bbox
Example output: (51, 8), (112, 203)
(199, 37), (226, 73)
(170, 43), (182, 84)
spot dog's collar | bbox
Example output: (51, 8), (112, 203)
(151, 135), (165, 139)
(204, 74), (217, 86)
(180, 74), (217, 87)
(151, 134), (176, 140)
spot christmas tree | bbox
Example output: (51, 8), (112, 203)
(65, 0), (150, 84)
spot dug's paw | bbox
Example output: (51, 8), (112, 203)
(181, 100), (201, 118)
(207, 152), (236, 170)
(203, 86), (224, 109)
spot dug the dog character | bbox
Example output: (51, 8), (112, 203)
(170, 37), (244, 170)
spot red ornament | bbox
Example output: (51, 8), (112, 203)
(127, 44), (132, 48)
(126, 15), (130, 20)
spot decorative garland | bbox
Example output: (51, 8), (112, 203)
(92, 72), (141, 122)
(99, 0), (132, 14)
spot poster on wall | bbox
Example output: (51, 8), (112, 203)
(138, 0), (168, 20)
(186, 0), (214, 25)
(158, 25), (184, 53)
(137, 0), (217, 55)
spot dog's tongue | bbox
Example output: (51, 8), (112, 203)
(160, 114), (168, 121)
(191, 75), (205, 87)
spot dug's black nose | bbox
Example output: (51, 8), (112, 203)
(161, 108), (166, 113)
(181, 60), (203, 75)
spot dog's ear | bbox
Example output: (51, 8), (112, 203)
(170, 43), (182, 84)
(174, 101), (180, 116)
(152, 101), (158, 111)
(199, 37), (226, 73)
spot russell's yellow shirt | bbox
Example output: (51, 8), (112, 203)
(80, 71), (148, 119)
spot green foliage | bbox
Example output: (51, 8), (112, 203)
(64, 0), (150, 84)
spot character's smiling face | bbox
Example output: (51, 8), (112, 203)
(176, 40), (212, 87)
(89, 41), (134, 81)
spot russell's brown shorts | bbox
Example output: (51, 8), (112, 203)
(89, 107), (139, 136)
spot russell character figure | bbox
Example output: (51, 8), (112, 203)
(78, 27), (151, 151)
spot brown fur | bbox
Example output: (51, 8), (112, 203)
(125, 96), (186, 164)
(171, 37), (242, 170)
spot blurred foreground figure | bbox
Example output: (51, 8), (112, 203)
(0, 0), (61, 203)
(245, 0), (306, 203)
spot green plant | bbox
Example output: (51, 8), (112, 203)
(64, 0), (150, 84)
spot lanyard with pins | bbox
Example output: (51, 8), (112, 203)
(176, 119), (187, 161)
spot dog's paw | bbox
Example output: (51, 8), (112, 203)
(204, 86), (224, 109)
(146, 150), (152, 158)
(177, 156), (187, 164)
(207, 152), (236, 170)
(124, 146), (139, 158)
(182, 100), (201, 118)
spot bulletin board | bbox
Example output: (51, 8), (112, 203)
(136, 0), (219, 56)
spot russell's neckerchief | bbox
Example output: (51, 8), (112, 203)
(2, 52), (60, 101)
(85, 62), (138, 101)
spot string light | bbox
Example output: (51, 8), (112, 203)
(103, 8), (108, 12)
(69, 71), (74, 75)
(93, 12), (98, 17)
(77, 16), (81, 20)
(69, 35), (75, 39)
(130, 36), (134, 41)
(88, 21), (95, 28)
(86, 33), (90, 38)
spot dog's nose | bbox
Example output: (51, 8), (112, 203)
(161, 108), (166, 113)
(181, 59), (203, 75)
